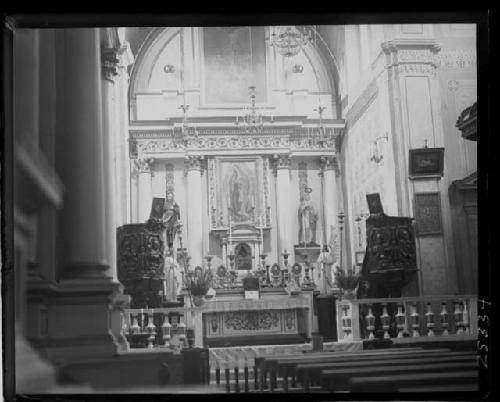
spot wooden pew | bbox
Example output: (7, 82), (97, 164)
(320, 361), (478, 392)
(256, 348), (423, 391)
(349, 370), (478, 392)
(399, 383), (479, 392)
(298, 352), (476, 391)
(261, 348), (451, 392)
(267, 348), (454, 392)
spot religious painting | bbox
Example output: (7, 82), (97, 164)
(150, 197), (165, 219)
(202, 26), (267, 104)
(409, 147), (445, 178)
(414, 192), (443, 236)
(208, 156), (270, 230)
(366, 193), (384, 215)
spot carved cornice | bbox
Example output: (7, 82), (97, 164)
(101, 47), (120, 82)
(184, 155), (204, 172)
(382, 39), (441, 76)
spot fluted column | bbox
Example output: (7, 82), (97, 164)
(101, 46), (120, 280)
(274, 154), (294, 265)
(320, 156), (340, 259)
(186, 156), (204, 268)
(61, 28), (109, 280)
(135, 158), (154, 222)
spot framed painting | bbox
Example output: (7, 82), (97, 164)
(366, 193), (384, 215)
(413, 192), (443, 236)
(409, 147), (445, 178)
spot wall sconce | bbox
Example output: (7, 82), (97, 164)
(293, 64), (304, 73)
(164, 64), (175, 74)
(370, 132), (389, 164)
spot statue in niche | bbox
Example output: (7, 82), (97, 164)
(164, 248), (182, 303)
(228, 165), (253, 222)
(298, 187), (318, 246)
(163, 190), (180, 249)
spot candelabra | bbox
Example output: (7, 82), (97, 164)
(178, 104), (198, 144)
(338, 211), (345, 270)
(281, 249), (290, 287)
(235, 86), (265, 133)
(267, 26), (309, 58)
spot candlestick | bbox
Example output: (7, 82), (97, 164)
(260, 215), (264, 251)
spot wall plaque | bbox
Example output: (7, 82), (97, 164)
(414, 192), (443, 236)
(409, 147), (444, 178)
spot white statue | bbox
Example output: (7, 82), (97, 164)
(317, 245), (335, 292)
(164, 248), (182, 303)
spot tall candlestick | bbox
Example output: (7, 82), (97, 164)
(260, 216), (264, 251)
(229, 216), (232, 253)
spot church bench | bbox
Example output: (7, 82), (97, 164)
(398, 383), (479, 392)
(320, 361), (478, 392)
(295, 352), (476, 390)
(349, 370), (478, 392)
(261, 348), (451, 392)
(256, 348), (423, 390)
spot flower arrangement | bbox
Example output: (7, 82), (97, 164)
(184, 267), (214, 297)
(334, 266), (360, 291)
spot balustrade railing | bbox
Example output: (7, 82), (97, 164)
(336, 295), (477, 342)
(121, 307), (194, 351)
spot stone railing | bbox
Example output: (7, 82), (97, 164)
(121, 307), (194, 350)
(336, 295), (478, 341)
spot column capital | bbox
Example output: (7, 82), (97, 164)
(101, 46), (120, 82)
(184, 155), (204, 172)
(272, 154), (291, 172)
(320, 155), (340, 176)
(133, 158), (155, 174)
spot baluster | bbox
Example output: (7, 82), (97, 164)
(146, 309), (156, 348)
(225, 366), (230, 392)
(130, 314), (140, 334)
(425, 302), (435, 337)
(395, 303), (406, 338)
(178, 316), (186, 347)
(454, 301), (464, 335)
(380, 303), (391, 339)
(161, 314), (172, 347)
(341, 305), (353, 339)
(462, 299), (470, 335)
(440, 302), (449, 336)
(254, 360), (259, 390)
(244, 366), (249, 392)
(234, 366), (240, 393)
(365, 304), (375, 340)
(410, 302), (420, 337)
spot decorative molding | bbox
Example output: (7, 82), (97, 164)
(184, 155), (204, 172)
(262, 157), (271, 226)
(319, 156), (337, 172)
(382, 39), (441, 77)
(132, 158), (155, 174)
(345, 79), (379, 130)
(101, 47), (120, 82)
(436, 49), (476, 69)
(129, 138), (138, 158)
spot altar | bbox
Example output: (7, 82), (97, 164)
(185, 288), (314, 347)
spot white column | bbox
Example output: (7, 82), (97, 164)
(320, 156), (340, 257)
(101, 46), (120, 281)
(274, 154), (294, 265)
(61, 28), (109, 279)
(186, 156), (204, 268)
(135, 158), (154, 222)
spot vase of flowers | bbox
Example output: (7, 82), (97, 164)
(185, 266), (213, 307)
(334, 266), (360, 300)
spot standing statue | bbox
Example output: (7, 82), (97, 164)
(317, 245), (335, 293)
(163, 191), (180, 249)
(164, 248), (182, 303)
(298, 194), (318, 245)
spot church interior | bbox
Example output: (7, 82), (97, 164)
(6, 22), (480, 395)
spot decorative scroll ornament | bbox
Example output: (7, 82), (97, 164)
(101, 47), (120, 82)
(320, 155), (340, 176)
(273, 154), (291, 172)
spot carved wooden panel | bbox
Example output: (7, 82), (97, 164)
(414, 192), (443, 236)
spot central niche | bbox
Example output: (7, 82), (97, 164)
(235, 243), (252, 270)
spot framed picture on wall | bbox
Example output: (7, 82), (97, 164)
(413, 192), (443, 236)
(409, 147), (444, 178)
